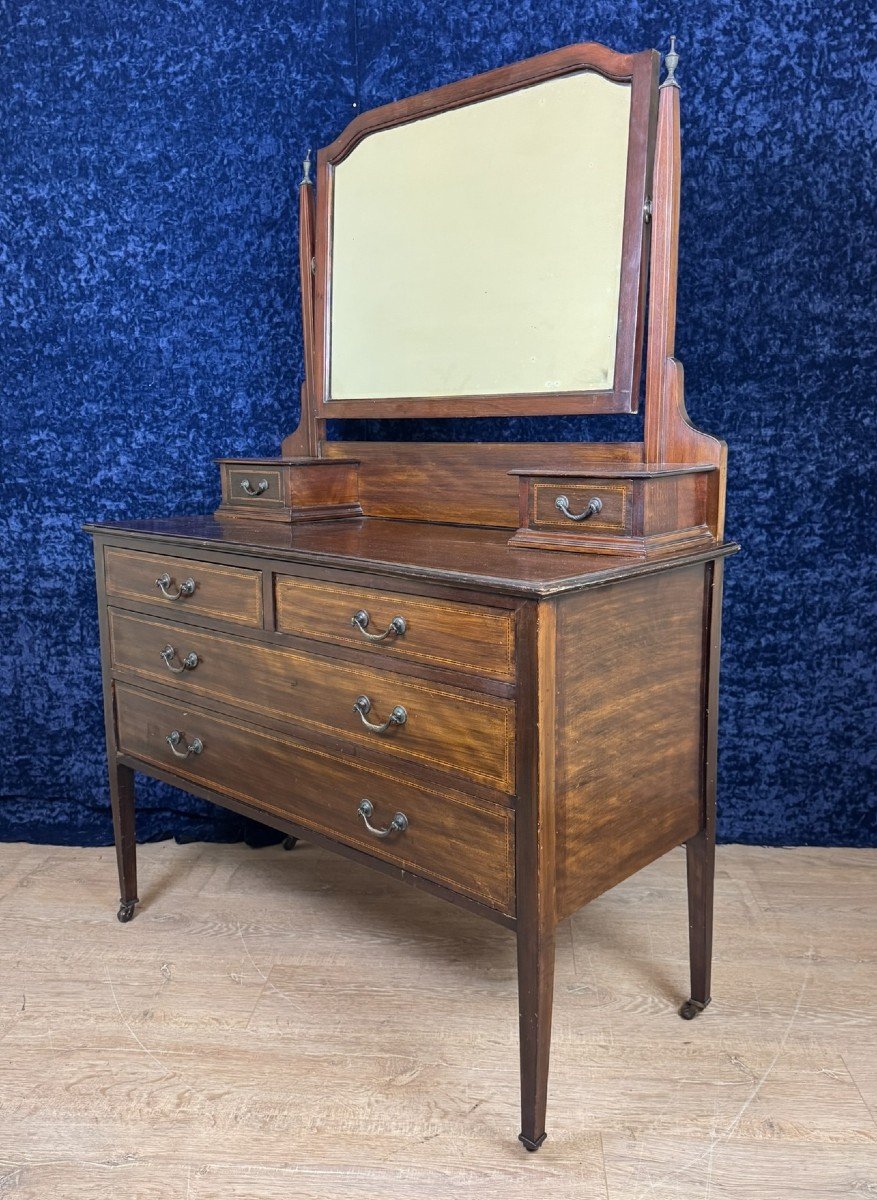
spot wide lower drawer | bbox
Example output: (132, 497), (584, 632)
(115, 683), (515, 914)
(104, 546), (262, 627)
(275, 574), (515, 682)
(108, 609), (515, 792)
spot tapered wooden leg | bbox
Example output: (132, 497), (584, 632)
(681, 559), (723, 1020)
(514, 601), (558, 1149)
(680, 828), (714, 1018)
(110, 761), (138, 922)
(516, 923), (555, 1150)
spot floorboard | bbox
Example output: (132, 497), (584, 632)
(0, 841), (874, 1198)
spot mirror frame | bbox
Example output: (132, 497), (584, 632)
(313, 42), (660, 419)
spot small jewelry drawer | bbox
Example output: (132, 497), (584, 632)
(115, 682), (515, 914)
(529, 479), (631, 533)
(226, 467), (284, 504)
(509, 465), (717, 558)
(107, 609), (515, 793)
(275, 575), (515, 682)
(216, 457), (362, 524)
(104, 547), (263, 626)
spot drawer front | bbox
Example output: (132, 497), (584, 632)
(530, 479), (632, 533)
(275, 576), (515, 682)
(108, 609), (514, 792)
(104, 547), (262, 627)
(225, 466), (285, 508)
(115, 683), (514, 914)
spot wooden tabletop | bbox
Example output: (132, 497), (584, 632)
(85, 515), (739, 598)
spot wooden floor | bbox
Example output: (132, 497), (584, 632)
(0, 841), (874, 1199)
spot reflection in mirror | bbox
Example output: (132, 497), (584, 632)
(328, 71), (632, 401)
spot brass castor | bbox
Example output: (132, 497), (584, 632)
(679, 997), (711, 1020)
(518, 1131), (547, 1152)
(117, 899), (137, 923)
(282, 837), (298, 851)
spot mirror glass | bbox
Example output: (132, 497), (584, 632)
(328, 70), (632, 401)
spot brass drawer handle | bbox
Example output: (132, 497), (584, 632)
(155, 573), (196, 600)
(240, 477), (269, 497)
(357, 799), (408, 839)
(353, 695), (407, 733)
(160, 644), (199, 674)
(351, 610), (406, 642)
(166, 730), (203, 759)
(555, 494), (603, 522)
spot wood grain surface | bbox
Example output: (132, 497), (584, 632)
(87, 518), (738, 598)
(274, 573), (517, 681)
(113, 683), (515, 912)
(321, 441), (643, 528)
(554, 564), (706, 917)
(531, 478), (632, 532)
(109, 615), (515, 792)
(104, 546), (263, 627)
(0, 842), (873, 1199)
(216, 459), (363, 524)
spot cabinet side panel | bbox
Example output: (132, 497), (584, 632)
(555, 563), (707, 919)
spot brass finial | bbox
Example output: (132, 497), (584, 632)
(662, 35), (680, 88)
(301, 148), (312, 185)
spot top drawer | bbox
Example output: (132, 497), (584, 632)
(275, 575), (515, 682)
(104, 547), (262, 627)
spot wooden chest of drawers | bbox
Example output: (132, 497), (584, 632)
(87, 508), (734, 1152)
(87, 513), (734, 1153)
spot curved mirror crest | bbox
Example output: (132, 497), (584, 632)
(328, 70), (632, 401)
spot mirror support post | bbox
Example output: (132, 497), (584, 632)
(282, 152), (321, 458)
(643, 43), (726, 541)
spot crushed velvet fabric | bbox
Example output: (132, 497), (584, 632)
(1, 2), (874, 847)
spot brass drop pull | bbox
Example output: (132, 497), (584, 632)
(165, 730), (203, 759)
(353, 695), (407, 733)
(554, 495), (603, 522)
(155, 573), (196, 600)
(160, 644), (199, 674)
(240, 477), (269, 497)
(351, 610), (407, 642)
(357, 799), (408, 839)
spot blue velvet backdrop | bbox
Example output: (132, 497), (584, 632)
(1, 2), (874, 847)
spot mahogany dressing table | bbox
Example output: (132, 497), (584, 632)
(86, 39), (737, 1151)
